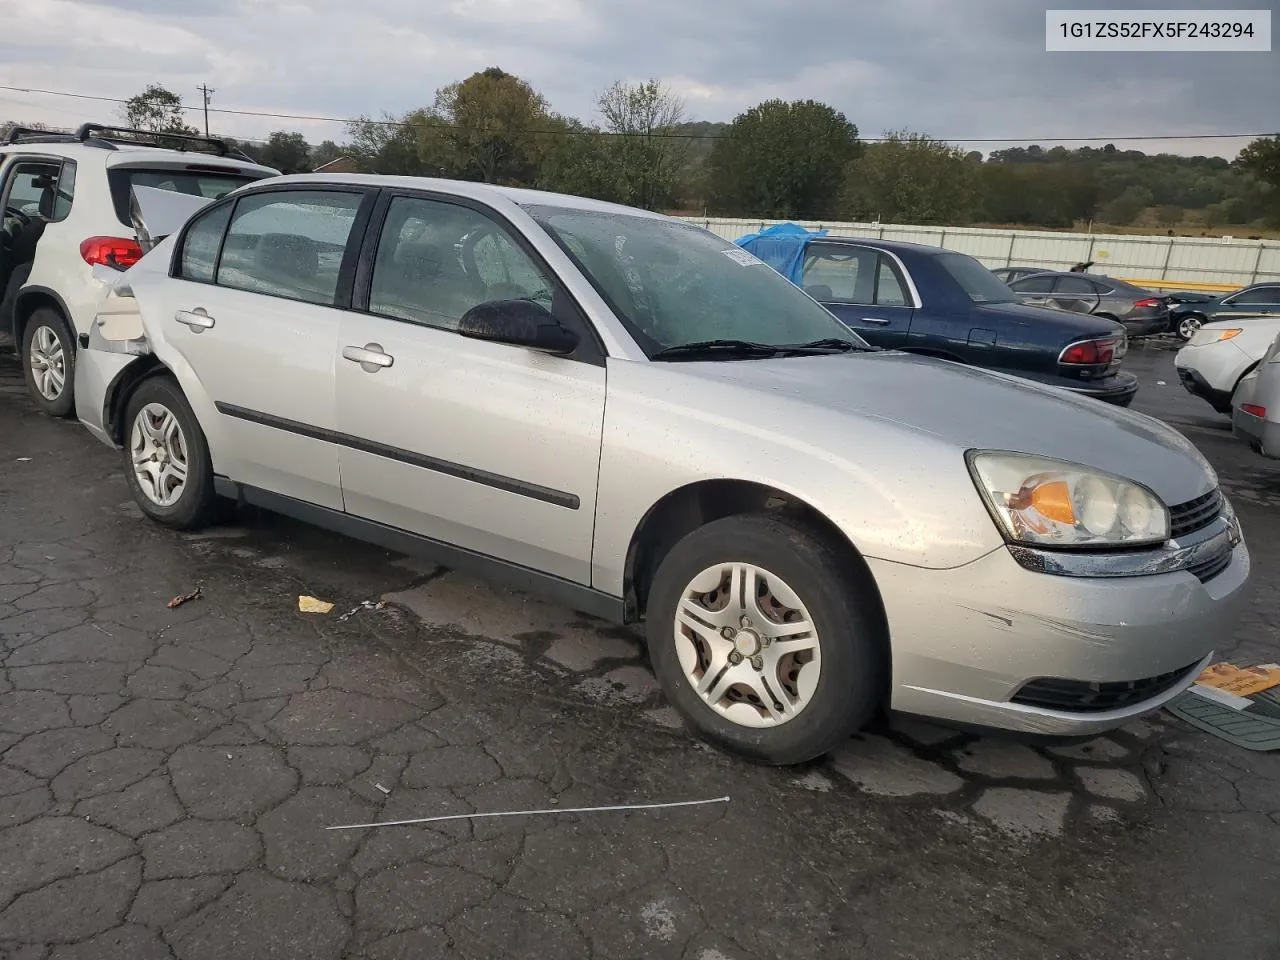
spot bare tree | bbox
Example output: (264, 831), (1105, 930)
(596, 80), (691, 210)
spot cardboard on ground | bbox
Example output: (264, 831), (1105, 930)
(1194, 662), (1280, 698)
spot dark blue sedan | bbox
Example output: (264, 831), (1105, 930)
(736, 225), (1138, 406)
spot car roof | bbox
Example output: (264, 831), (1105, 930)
(1, 139), (275, 173)
(805, 235), (960, 256)
(259, 173), (670, 219)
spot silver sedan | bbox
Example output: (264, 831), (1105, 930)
(75, 174), (1250, 764)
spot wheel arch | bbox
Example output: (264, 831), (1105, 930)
(12, 286), (72, 346)
(105, 355), (172, 447)
(623, 478), (889, 642)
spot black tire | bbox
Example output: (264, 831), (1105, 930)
(644, 513), (887, 765)
(122, 376), (218, 530)
(1177, 314), (1205, 341)
(20, 307), (76, 418)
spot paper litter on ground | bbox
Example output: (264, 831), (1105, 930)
(298, 595), (335, 614)
(1165, 660), (1280, 751)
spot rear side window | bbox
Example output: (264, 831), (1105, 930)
(1054, 275), (1096, 296)
(1013, 275), (1055, 293)
(178, 203), (234, 283)
(215, 190), (363, 306)
(801, 244), (879, 302)
(106, 167), (266, 228)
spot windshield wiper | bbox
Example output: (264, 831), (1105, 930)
(650, 339), (783, 361)
(651, 337), (866, 361)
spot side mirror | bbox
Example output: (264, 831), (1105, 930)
(457, 299), (579, 355)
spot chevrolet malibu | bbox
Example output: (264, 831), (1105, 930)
(75, 174), (1251, 765)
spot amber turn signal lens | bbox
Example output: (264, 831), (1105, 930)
(1029, 480), (1076, 525)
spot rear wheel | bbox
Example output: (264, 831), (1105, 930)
(20, 307), (75, 418)
(644, 513), (887, 765)
(1177, 314), (1204, 341)
(123, 377), (218, 530)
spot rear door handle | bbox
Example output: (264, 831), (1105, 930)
(859, 317), (891, 325)
(342, 343), (394, 372)
(175, 308), (214, 331)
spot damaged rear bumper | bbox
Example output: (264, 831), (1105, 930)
(74, 293), (151, 449)
(868, 531), (1251, 737)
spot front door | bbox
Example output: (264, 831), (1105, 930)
(334, 193), (605, 584)
(143, 186), (371, 510)
(800, 242), (913, 347)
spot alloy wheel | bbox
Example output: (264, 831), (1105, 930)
(1179, 316), (1203, 340)
(673, 562), (822, 728)
(130, 403), (190, 507)
(28, 324), (66, 401)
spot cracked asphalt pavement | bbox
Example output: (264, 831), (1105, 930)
(2, 339), (1280, 960)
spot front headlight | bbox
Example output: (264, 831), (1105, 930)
(967, 451), (1170, 548)
(1189, 327), (1241, 346)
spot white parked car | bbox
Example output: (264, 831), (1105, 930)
(1174, 315), (1280, 415)
(75, 174), (1248, 764)
(0, 123), (277, 417)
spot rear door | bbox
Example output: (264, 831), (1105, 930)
(1047, 274), (1102, 316)
(141, 185), (373, 510)
(800, 242), (913, 347)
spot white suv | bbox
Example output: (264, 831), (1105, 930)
(0, 123), (277, 416)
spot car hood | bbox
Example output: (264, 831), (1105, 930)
(675, 350), (1215, 506)
(971, 299), (1126, 339)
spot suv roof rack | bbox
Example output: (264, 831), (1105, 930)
(74, 124), (255, 161)
(2, 126), (81, 146)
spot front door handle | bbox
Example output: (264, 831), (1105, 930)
(342, 343), (394, 372)
(859, 317), (891, 325)
(175, 308), (214, 331)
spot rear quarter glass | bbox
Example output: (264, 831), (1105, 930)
(105, 168), (266, 227)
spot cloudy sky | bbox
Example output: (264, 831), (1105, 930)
(0, 0), (1274, 158)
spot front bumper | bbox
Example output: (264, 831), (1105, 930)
(1176, 365), (1233, 413)
(869, 526), (1251, 737)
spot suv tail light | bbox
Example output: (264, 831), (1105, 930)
(81, 236), (144, 271)
(1133, 297), (1162, 309)
(1241, 403), (1266, 418)
(1060, 338), (1119, 365)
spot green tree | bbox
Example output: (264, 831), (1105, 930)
(534, 116), (613, 198)
(841, 131), (976, 224)
(346, 111), (437, 175)
(432, 68), (552, 184)
(1099, 185), (1153, 226)
(121, 84), (196, 134)
(708, 99), (859, 219)
(310, 140), (347, 169)
(257, 131), (311, 173)
(1237, 135), (1280, 226)
(595, 80), (690, 210)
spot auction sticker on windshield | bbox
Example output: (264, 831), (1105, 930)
(722, 248), (764, 266)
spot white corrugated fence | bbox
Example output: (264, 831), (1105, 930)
(676, 217), (1280, 291)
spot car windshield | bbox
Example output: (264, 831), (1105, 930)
(524, 205), (868, 357)
(938, 252), (1018, 303)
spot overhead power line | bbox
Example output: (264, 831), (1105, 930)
(0, 82), (1273, 144)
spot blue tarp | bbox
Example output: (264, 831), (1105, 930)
(733, 222), (828, 285)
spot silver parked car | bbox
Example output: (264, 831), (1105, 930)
(1231, 330), (1280, 458)
(75, 174), (1251, 765)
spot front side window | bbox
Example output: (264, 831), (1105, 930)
(216, 190), (363, 306)
(1226, 286), (1280, 306)
(1, 160), (68, 222)
(368, 196), (553, 332)
(526, 205), (865, 355)
(178, 203), (235, 283)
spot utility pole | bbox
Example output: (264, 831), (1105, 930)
(197, 84), (214, 137)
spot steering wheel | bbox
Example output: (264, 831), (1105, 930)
(3, 204), (32, 226)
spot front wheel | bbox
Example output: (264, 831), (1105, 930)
(644, 513), (887, 765)
(123, 376), (218, 530)
(20, 307), (76, 418)
(1177, 314), (1204, 341)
